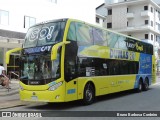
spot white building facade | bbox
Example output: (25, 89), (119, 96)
(96, 3), (107, 27)
(0, 0), (96, 75)
(105, 0), (160, 65)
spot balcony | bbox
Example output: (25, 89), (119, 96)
(141, 10), (152, 17)
(126, 12), (134, 19)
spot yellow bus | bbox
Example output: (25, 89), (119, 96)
(6, 18), (156, 105)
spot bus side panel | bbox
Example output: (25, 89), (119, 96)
(77, 75), (136, 100)
(65, 79), (78, 102)
(134, 53), (153, 88)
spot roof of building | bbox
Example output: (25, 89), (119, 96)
(0, 29), (26, 39)
(96, 3), (105, 10)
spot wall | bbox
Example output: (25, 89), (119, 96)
(112, 5), (127, 29)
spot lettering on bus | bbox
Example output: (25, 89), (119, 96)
(126, 41), (143, 52)
(29, 26), (55, 41)
(24, 45), (52, 54)
(110, 49), (135, 60)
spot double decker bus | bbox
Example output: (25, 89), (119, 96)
(6, 18), (156, 105)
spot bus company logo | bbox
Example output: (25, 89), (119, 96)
(110, 49), (128, 59)
(40, 46), (52, 52)
(135, 43), (143, 51)
(24, 45), (52, 54)
(110, 49), (135, 60)
(126, 41), (143, 52)
(126, 41), (135, 49)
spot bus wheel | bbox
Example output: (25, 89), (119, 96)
(143, 78), (149, 91)
(83, 83), (95, 105)
(136, 80), (143, 92)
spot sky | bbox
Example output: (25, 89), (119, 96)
(153, 0), (160, 4)
(56, 0), (104, 24)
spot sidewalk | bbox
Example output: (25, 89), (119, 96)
(0, 79), (28, 109)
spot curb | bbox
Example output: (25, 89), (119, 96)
(0, 101), (29, 109)
(0, 89), (19, 96)
(0, 100), (46, 109)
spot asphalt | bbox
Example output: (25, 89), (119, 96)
(0, 77), (160, 110)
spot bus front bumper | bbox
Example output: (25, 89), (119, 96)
(19, 90), (64, 103)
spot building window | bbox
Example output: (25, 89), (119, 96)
(96, 17), (100, 23)
(151, 7), (153, 13)
(144, 6), (148, 10)
(151, 34), (153, 40)
(127, 8), (129, 13)
(127, 21), (128, 26)
(24, 16), (36, 28)
(108, 9), (112, 15)
(107, 23), (112, 28)
(151, 21), (153, 27)
(145, 20), (148, 25)
(145, 34), (148, 39)
(0, 10), (9, 25)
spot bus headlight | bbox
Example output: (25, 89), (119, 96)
(48, 82), (63, 91)
(19, 84), (24, 90)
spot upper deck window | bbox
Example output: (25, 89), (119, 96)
(24, 21), (66, 48)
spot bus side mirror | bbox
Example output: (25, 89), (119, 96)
(6, 48), (22, 64)
(51, 41), (70, 61)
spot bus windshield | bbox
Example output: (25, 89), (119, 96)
(23, 21), (66, 48)
(20, 54), (60, 80)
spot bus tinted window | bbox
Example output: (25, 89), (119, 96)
(78, 58), (139, 76)
(24, 22), (65, 48)
(107, 32), (119, 48)
(118, 36), (127, 50)
(75, 23), (93, 46)
(67, 22), (76, 41)
(93, 28), (107, 46)
(24, 25), (42, 48)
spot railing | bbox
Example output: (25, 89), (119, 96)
(8, 71), (19, 80)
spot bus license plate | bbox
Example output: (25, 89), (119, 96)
(31, 96), (38, 100)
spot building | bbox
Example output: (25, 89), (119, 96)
(96, 3), (107, 27)
(0, 0), (96, 77)
(105, 0), (160, 66)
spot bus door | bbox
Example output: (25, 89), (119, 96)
(64, 41), (78, 101)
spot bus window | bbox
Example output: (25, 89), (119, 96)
(37, 22), (61, 46)
(67, 22), (76, 41)
(24, 21), (65, 48)
(118, 36), (127, 50)
(24, 25), (42, 48)
(78, 58), (93, 77)
(107, 31), (119, 48)
(65, 41), (78, 82)
(93, 28), (107, 46)
(75, 23), (93, 46)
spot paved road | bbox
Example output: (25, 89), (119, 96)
(1, 77), (160, 120)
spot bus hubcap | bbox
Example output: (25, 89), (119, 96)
(86, 89), (92, 101)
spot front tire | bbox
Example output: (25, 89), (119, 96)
(82, 83), (95, 105)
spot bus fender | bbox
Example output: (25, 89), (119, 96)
(81, 80), (95, 99)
